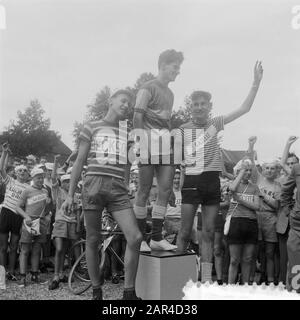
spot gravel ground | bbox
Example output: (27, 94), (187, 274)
(0, 272), (124, 300)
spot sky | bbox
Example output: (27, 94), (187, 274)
(0, 0), (299, 161)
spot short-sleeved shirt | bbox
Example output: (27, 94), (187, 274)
(1, 175), (29, 213)
(18, 185), (49, 218)
(137, 79), (174, 130)
(257, 175), (281, 212)
(79, 119), (132, 180)
(179, 116), (224, 175)
(228, 182), (260, 220)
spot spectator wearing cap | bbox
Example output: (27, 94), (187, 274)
(0, 143), (30, 281)
(49, 155), (81, 290)
(16, 167), (51, 287)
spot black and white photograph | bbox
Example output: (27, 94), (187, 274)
(0, 0), (300, 306)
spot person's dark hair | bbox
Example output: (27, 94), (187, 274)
(158, 49), (184, 69)
(190, 90), (212, 102)
(287, 152), (299, 163)
(6, 165), (15, 173)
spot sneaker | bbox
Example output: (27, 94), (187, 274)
(111, 274), (120, 284)
(18, 276), (27, 288)
(6, 272), (18, 281)
(48, 279), (60, 290)
(140, 241), (151, 253)
(150, 239), (177, 251)
(92, 287), (103, 300)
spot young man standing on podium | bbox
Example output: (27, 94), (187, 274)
(133, 49), (184, 252)
(176, 61), (263, 283)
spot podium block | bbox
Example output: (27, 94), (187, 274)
(136, 251), (197, 300)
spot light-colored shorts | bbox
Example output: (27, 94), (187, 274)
(52, 220), (80, 240)
(257, 211), (278, 243)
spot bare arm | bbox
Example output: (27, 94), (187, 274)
(224, 61), (263, 125)
(0, 143), (10, 180)
(229, 169), (245, 193)
(259, 190), (280, 211)
(281, 136), (298, 175)
(51, 155), (60, 184)
(68, 140), (89, 199)
(133, 89), (151, 129)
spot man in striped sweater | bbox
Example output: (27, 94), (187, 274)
(176, 61), (264, 283)
(0, 143), (29, 281)
(62, 89), (142, 300)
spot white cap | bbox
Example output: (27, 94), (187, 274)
(31, 167), (45, 178)
(61, 174), (71, 182)
(45, 162), (54, 170)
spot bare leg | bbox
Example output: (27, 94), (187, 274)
(111, 208), (142, 289)
(176, 204), (197, 253)
(241, 244), (256, 284)
(228, 244), (242, 284)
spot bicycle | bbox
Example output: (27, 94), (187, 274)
(68, 216), (124, 295)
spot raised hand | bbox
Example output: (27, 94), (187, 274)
(287, 136), (298, 145)
(253, 61), (263, 85)
(2, 142), (11, 154)
(248, 136), (257, 146)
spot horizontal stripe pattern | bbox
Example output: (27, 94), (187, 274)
(79, 120), (130, 179)
(179, 116), (224, 175)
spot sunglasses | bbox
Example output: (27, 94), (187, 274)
(17, 169), (28, 173)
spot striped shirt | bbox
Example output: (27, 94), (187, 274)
(18, 186), (49, 218)
(179, 116), (224, 175)
(2, 175), (29, 214)
(79, 119), (132, 180)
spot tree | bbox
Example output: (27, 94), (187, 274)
(0, 100), (61, 158)
(72, 72), (156, 146)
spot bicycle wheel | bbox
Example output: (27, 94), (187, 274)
(67, 239), (86, 270)
(68, 251), (91, 295)
(68, 244), (107, 295)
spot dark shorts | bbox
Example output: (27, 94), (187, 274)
(227, 217), (258, 245)
(82, 175), (132, 213)
(182, 171), (221, 206)
(0, 207), (23, 235)
(138, 154), (177, 166)
(20, 217), (48, 244)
